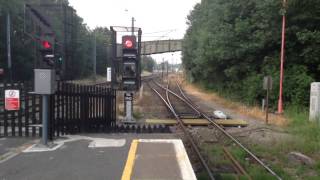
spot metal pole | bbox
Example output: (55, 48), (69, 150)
(266, 88), (269, 124)
(110, 27), (117, 88)
(162, 58), (164, 79)
(63, 4), (67, 79)
(277, 0), (287, 114)
(93, 33), (97, 76)
(166, 61), (169, 79)
(171, 53), (174, 73)
(138, 28), (142, 87)
(42, 95), (49, 145)
(131, 17), (135, 35)
(7, 13), (12, 82)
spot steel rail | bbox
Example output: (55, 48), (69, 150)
(146, 82), (215, 180)
(175, 81), (195, 105)
(175, 82), (282, 180)
(165, 83), (174, 110)
(223, 147), (252, 180)
(153, 80), (202, 117)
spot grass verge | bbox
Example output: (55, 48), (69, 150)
(185, 81), (320, 179)
(205, 105), (320, 179)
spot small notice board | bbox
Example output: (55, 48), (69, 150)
(5, 90), (20, 111)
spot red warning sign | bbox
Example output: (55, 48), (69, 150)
(5, 90), (20, 111)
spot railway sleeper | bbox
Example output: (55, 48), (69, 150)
(178, 113), (202, 119)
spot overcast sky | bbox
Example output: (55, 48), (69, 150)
(68, 0), (201, 64)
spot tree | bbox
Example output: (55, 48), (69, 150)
(141, 56), (156, 72)
(0, 0), (112, 81)
(183, 0), (319, 107)
(93, 27), (111, 76)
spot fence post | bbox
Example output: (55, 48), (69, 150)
(17, 82), (23, 136)
(24, 82), (30, 137)
(3, 82), (8, 136)
(113, 90), (116, 125)
(55, 82), (60, 137)
(85, 85), (89, 132)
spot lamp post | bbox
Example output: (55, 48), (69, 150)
(131, 17), (135, 35)
(93, 31), (96, 77)
(171, 53), (174, 73)
(7, 13), (12, 82)
(277, 0), (287, 114)
(124, 9), (135, 35)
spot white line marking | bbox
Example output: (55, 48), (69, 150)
(138, 139), (197, 180)
(174, 140), (197, 180)
(0, 152), (19, 164)
(88, 138), (126, 148)
(23, 135), (126, 153)
(0, 140), (38, 163)
(23, 143), (64, 152)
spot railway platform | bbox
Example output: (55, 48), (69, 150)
(122, 139), (196, 180)
(0, 134), (196, 180)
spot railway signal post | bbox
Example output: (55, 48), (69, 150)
(35, 33), (57, 145)
(110, 26), (142, 123)
(122, 35), (139, 122)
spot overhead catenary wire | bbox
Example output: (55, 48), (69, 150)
(155, 29), (177, 40)
(143, 29), (178, 35)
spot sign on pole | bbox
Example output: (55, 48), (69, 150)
(5, 89), (20, 111)
(263, 76), (273, 90)
(107, 67), (112, 82)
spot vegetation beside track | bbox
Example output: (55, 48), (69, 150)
(185, 81), (320, 179)
(183, 0), (320, 109)
(1, 0), (112, 80)
(242, 106), (320, 179)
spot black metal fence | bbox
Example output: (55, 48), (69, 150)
(0, 82), (117, 138)
(50, 82), (117, 137)
(0, 82), (43, 137)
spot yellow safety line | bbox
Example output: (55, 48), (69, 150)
(121, 139), (139, 180)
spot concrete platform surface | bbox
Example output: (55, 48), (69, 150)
(0, 134), (195, 180)
(122, 139), (196, 180)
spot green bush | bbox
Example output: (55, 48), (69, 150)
(182, 0), (320, 108)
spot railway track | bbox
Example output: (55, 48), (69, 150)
(147, 79), (215, 180)
(93, 73), (161, 87)
(147, 77), (282, 180)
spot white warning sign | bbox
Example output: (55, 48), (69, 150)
(5, 90), (20, 111)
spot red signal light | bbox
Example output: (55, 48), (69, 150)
(122, 36), (136, 49)
(125, 39), (133, 48)
(42, 41), (52, 49)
